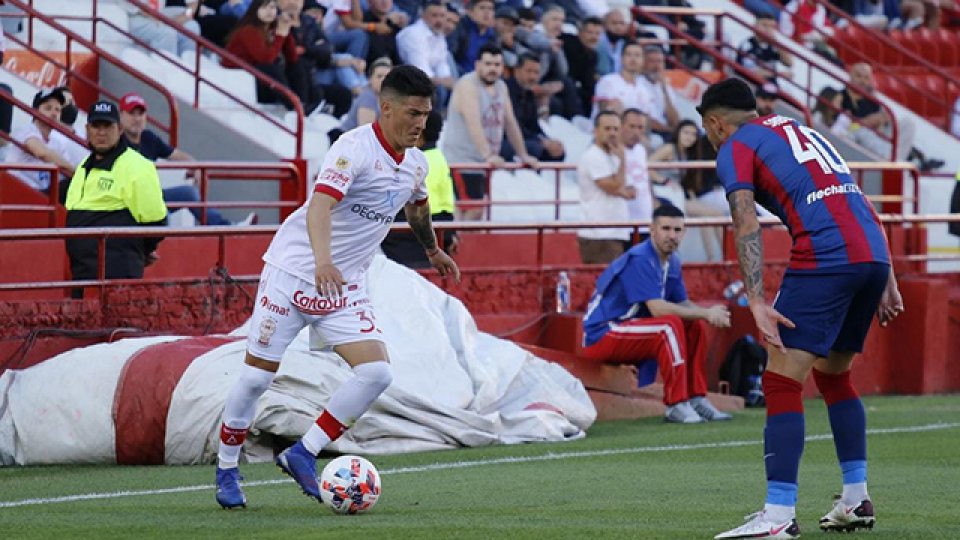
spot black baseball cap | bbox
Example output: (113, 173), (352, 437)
(696, 78), (757, 116)
(32, 87), (65, 109)
(87, 100), (120, 124)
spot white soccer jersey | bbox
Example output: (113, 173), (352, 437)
(263, 123), (429, 283)
(591, 73), (655, 119)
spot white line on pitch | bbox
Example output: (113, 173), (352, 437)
(1, 421), (956, 509)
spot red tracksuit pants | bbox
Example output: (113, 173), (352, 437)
(582, 315), (708, 406)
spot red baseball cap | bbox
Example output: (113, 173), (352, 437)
(119, 92), (148, 113)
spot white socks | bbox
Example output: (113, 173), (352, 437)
(217, 364), (275, 468)
(763, 503), (795, 522)
(301, 361), (392, 455)
(842, 482), (869, 506)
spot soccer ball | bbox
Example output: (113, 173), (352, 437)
(318, 455), (382, 514)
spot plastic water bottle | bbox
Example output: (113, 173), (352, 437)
(723, 279), (749, 307)
(556, 271), (571, 313)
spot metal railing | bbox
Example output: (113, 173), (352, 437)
(155, 161), (305, 223)
(632, 5), (900, 162)
(447, 161), (920, 220)
(814, 0), (960, 134)
(0, 213), (955, 296)
(6, 0), (180, 146)
(0, 160), (304, 227)
(89, 0), (305, 158)
(0, 163), (61, 227)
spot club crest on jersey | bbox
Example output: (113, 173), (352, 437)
(335, 156), (350, 170)
(374, 160), (383, 171)
(415, 166), (424, 180)
(258, 317), (277, 345)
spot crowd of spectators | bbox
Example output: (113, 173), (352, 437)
(0, 0), (955, 278)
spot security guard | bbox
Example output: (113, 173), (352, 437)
(65, 100), (167, 283)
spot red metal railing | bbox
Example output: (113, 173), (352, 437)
(447, 161), (920, 220)
(633, 6), (900, 161)
(88, 0), (305, 158)
(814, 0), (960, 134)
(155, 161), (305, 223)
(0, 163), (61, 226)
(7, 0), (180, 146)
(0, 213), (955, 295)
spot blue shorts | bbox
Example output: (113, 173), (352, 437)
(774, 262), (889, 358)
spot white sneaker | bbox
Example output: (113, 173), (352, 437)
(235, 212), (258, 226)
(663, 401), (705, 424)
(691, 396), (733, 421)
(819, 497), (875, 532)
(715, 510), (800, 539)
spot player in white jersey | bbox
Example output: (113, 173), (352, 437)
(215, 66), (460, 509)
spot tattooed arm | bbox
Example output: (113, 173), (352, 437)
(404, 201), (438, 252)
(404, 202), (461, 281)
(728, 190), (764, 301)
(727, 189), (795, 352)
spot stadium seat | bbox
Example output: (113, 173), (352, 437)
(934, 28), (959, 67)
(924, 75), (949, 120)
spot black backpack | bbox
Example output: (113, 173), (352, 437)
(719, 336), (767, 407)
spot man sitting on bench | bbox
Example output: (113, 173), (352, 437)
(581, 204), (732, 423)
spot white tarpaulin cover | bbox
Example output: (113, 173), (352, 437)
(0, 256), (596, 465)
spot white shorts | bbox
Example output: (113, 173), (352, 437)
(247, 264), (382, 361)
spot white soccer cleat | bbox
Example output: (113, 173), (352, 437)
(714, 510), (801, 539)
(691, 396), (733, 421)
(819, 497), (876, 532)
(663, 401), (705, 424)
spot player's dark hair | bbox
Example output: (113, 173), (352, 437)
(594, 109), (619, 127)
(380, 65), (435, 100)
(653, 204), (685, 220)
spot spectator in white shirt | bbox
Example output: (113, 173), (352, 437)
(5, 89), (75, 194)
(577, 110), (634, 264)
(637, 45), (679, 142)
(396, 1), (454, 101)
(591, 40), (653, 120)
(620, 108), (658, 233)
(49, 86), (90, 169)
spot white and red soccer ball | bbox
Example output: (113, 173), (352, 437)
(319, 455), (381, 514)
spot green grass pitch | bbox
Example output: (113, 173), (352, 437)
(1, 395), (958, 539)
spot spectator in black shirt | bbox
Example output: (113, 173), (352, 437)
(293, 0), (353, 117)
(362, 0), (408, 65)
(736, 13), (793, 84)
(119, 93), (256, 226)
(501, 54), (565, 162)
(840, 62), (942, 170)
(561, 16), (601, 116)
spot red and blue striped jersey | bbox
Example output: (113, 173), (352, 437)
(715, 115), (890, 269)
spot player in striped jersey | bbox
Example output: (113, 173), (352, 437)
(699, 79), (903, 539)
